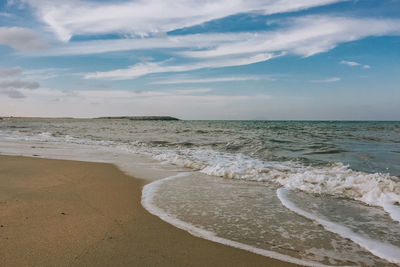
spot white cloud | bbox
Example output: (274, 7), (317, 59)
(0, 66), (45, 99)
(31, 33), (247, 56)
(310, 77), (341, 83)
(7, 86), (213, 102)
(0, 79), (40, 99)
(151, 76), (272, 85)
(84, 53), (276, 80)
(83, 16), (400, 80)
(183, 16), (400, 59)
(340, 60), (361, 67)
(0, 80), (40, 89)
(0, 66), (22, 77)
(173, 88), (212, 94)
(7, 0), (16, 6)
(22, 68), (69, 80)
(340, 60), (371, 69)
(0, 12), (12, 17)
(0, 27), (47, 51)
(23, 15), (400, 61)
(76, 88), (213, 99)
(0, 89), (26, 99)
(24, 0), (346, 41)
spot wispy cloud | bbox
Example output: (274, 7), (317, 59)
(7, 0), (16, 7)
(0, 79), (40, 99)
(173, 88), (212, 94)
(22, 68), (69, 80)
(151, 76), (272, 85)
(183, 16), (400, 59)
(340, 60), (360, 67)
(30, 16), (400, 59)
(92, 88), (214, 98)
(30, 33), (248, 56)
(310, 77), (341, 83)
(0, 66), (22, 77)
(0, 12), (13, 17)
(0, 80), (40, 89)
(0, 65), (44, 99)
(340, 60), (371, 69)
(0, 89), (26, 99)
(84, 53), (276, 80)
(83, 16), (399, 80)
(23, 0), (346, 41)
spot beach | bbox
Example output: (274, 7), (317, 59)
(0, 155), (296, 267)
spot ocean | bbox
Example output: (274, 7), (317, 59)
(0, 119), (399, 266)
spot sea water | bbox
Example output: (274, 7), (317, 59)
(0, 119), (399, 266)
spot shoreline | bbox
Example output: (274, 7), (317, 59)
(0, 155), (298, 266)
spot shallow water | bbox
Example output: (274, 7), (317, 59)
(0, 119), (399, 266)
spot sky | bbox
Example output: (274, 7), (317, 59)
(0, 0), (399, 120)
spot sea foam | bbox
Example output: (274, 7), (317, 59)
(277, 188), (400, 264)
(149, 148), (400, 223)
(141, 173), (345, 267)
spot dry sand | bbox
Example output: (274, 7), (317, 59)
(0, 155), (298, 266)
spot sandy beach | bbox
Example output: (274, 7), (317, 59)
(0, 155), (297, 267)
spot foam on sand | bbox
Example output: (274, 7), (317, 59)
(141, 173), (351, 267)
(152, 149), (400, 223)
(277, 188), (400, 265)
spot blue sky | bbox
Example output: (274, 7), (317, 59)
(0, 0), (399, 119)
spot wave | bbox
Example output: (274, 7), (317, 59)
(141, 173), (341, 267)
(147, 149), (400, 224)
(304, 149), (347, 155)
(269, 138), (293, 143)
(277, 188), (400, 264)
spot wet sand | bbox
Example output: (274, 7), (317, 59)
(0, 155), (298, 267)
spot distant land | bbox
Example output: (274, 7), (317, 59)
(0, 116), (180, 121)
(96, 116), (180, 120)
